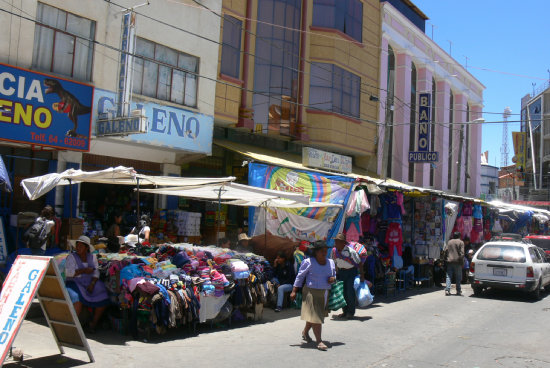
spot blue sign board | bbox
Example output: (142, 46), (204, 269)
(410, 92), (438, 162)
(0, 63), (94, 151)
(409, 151), (439, 163)
(93, 89), (213, 154)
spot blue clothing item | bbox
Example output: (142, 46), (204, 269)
(294, 257), (335, 290)
(156, 283), (172, 305)
(30, 247), (45, 256)
(380, 193), (402, 222)
(472, 204), (483, 219)
(337, 267), (358, 317)
(120, 264), (150, 285)
(276, 284), (293, 308)
(445, 263), (462, 293)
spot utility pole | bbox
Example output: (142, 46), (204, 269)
(455, 124), (465, 194)
(381, 99), (393, 179)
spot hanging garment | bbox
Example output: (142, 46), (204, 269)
(381, 193), (402, 222)
(361, 212), (371, 235)
(370, 195), (380, 216)
(395, 192), (406, 215)
(345, 189), (370, 216)
(462, 216), (473, 239)
(462, 202), (473, 216)
(385, 222), (403, 256)
(345, 215), (362, 242)
(472, 205), (483, 219)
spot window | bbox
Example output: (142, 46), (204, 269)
(447, 91), (454, 190)
(133, 38), (198, 108)
(478, 245), (526, 263)
(312, 0), (363, 42)
(408, 62), (417, 182)
(220, 15), (242, 79)
(32, 2), (95, 81)
(253, 0), (301, 134)
(309, 63), (360, 118)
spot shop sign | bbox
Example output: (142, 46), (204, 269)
(96, 112), (147, 136)
(410, 93), (438, 162)
(117, 11), (136, 117)
(302, 147), (352, 174)
(0, 256), (49, 363)
(0, 63), (94, 151)
(512, 132), (527, 171)
(93, 89), (213, 154)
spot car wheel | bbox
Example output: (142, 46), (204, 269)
(472, 285), (483, 296)
(531, 279), (543, 301)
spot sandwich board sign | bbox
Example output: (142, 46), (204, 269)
(0, 255), (93, 365)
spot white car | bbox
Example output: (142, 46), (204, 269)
(469, 239), (550, 299)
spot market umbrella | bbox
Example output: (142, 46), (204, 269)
(0, 155), (12, 192)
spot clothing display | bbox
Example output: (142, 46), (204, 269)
(385, 222), (403, 257)
(52, 243), (274, 337)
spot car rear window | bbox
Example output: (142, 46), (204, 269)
(477, 245), (526, 263)
(527, 238), (550, 250)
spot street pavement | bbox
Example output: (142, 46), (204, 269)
(5, 283), (550, 368)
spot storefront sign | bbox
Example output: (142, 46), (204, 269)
(410, 93), (438, 162)
(0, 256), (49, 364)
(0, 63), (94, 151)
(96, 114), (147, 136)
(302, 147), (352, 174)
(117, 11), (136, 117)
(512, 132), (527, 171)
(93, 89), (213, 154)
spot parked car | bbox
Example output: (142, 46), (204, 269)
(524, 235), (550, 258)
(469, 239), (550, 300)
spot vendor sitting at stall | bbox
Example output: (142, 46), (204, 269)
(272, 251), (296, 312)
(235, 233), (252, 253)
(129, 214), (151, 243)
(65, 235), (110, 333)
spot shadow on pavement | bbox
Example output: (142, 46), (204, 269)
(290, 341), (346, 350)
(468, 287), (547, 303)
(3, 354), (88, 368)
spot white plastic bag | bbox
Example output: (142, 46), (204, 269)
(356, 280), (374, 307)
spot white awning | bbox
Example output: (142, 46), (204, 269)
(140, 182), (312, 206)
(21, 166), (236, 200)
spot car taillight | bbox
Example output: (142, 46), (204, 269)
(527, 266), (534, 278)
(469, 262), (475, 273)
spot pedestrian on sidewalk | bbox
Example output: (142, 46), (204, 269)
(443, 232), (465, 296)
(290, 241), (336, 351)
(331, 233), (364, 319)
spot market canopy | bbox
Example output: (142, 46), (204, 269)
(140, 182), (331, 207)
(21, 166), (236, 200)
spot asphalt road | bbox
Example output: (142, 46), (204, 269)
(5, 283), (550, 368)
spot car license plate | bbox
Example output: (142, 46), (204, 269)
(493, 268), (507, 276)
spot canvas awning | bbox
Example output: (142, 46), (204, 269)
(21, 166), (236, 200)
(139, 182), (320, 207)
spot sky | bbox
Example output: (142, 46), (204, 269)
(412, 0), (550, 168)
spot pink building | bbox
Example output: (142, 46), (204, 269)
(377, 1), (485, 197)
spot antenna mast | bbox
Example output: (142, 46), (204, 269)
(500, 107), (512, 167)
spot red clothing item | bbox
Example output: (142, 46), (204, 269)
(385, 222), (403, 256)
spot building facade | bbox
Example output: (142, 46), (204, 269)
(480, 152), (498, 201)
(520, 84), (550, 198)
(214, 0), (382, 174)
(0, 0), (220, 224)
(378, 0), (484, 197)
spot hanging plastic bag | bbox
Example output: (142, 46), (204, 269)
(356, 280), (374, 308)
(292, 291), (302, 309)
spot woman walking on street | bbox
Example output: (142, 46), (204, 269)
(290, 241), (336, 351)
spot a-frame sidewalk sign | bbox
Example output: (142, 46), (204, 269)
(0, 255), (94, 365)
